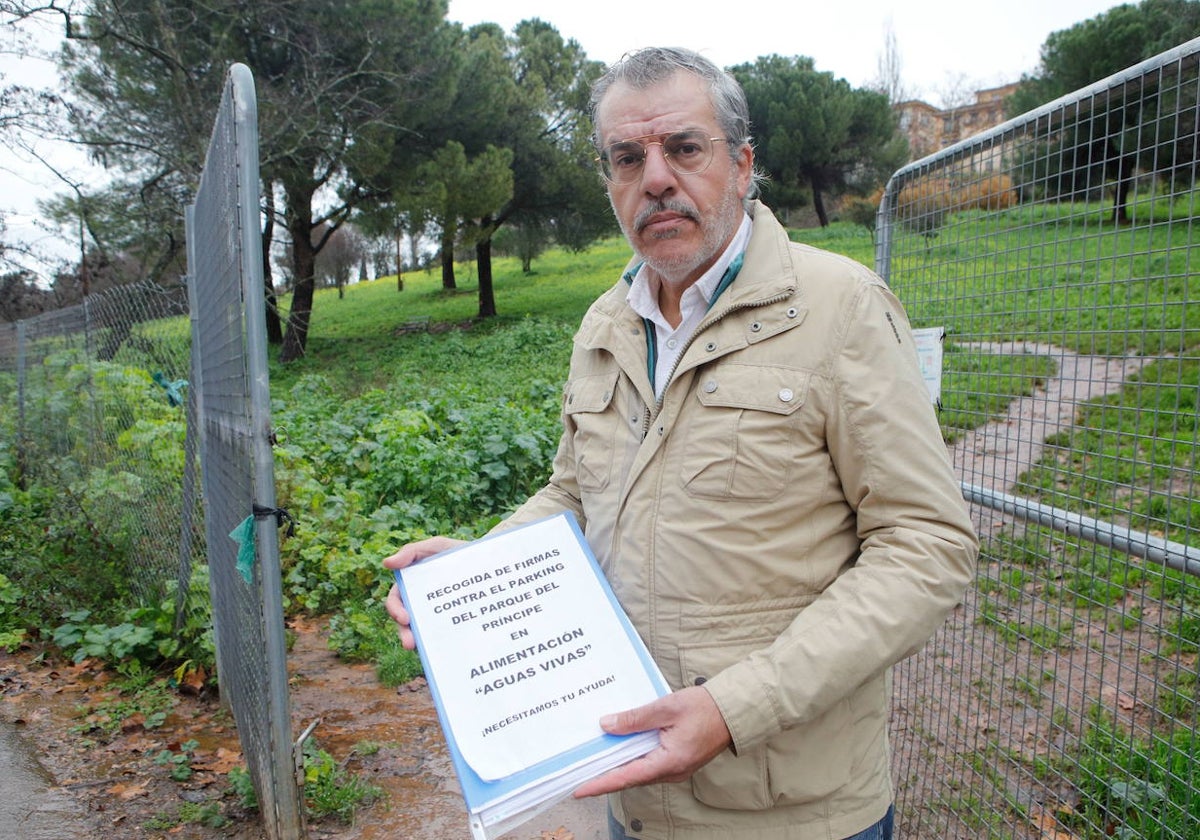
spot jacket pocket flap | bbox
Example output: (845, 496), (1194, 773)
(695, 364), (809, 415)
(564, 371), (618, 414)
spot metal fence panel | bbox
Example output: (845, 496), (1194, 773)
(880, 39), (1200, 839)
(187, 63), (303, 840)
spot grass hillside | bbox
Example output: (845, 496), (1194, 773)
(268, 222), (878, 398)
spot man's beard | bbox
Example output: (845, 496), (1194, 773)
(618, 173), (742, 285)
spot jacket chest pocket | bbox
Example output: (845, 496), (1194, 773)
(564, 371), (621, 493)
(678, 364), (809, 502)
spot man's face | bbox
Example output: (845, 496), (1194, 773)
(595, 72), (753, 288)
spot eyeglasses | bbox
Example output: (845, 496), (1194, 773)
(596, 131), (727, 184)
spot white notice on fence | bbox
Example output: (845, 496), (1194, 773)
(398, 512), (665, 783)
(912, 326), (945, 405)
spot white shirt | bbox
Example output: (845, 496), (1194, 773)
(626, 213), (753, 398)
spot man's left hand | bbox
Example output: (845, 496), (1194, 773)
(572, 686), (732, 797)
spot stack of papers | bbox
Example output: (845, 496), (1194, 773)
(396, 511), (669, 840)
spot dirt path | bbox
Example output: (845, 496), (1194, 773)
(0, 719), (94, 838)
(949, 342), (1153, 535)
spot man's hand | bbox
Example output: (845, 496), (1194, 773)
(383, 536), (465, 650)
(572, 686), (732, 797)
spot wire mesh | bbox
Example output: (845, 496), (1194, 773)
(881, 39), (1200, 839)
(0, 282), (204, 621)
(187, 64), (303, 840)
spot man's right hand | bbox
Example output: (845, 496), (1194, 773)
(383, 536), (465, 649)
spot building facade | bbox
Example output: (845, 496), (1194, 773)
(896, 83), (1020, 161)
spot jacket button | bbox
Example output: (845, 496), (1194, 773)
(750, 321), (762, 332)
(705, 341), (717, 352)
(787, 307), (798, 318)
(703, 379), (718, 393)
(630, 818), (644, 832)
(779, 388), (794, 403)
(693, 676), (707, 685)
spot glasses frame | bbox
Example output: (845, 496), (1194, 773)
(596, 131), (728, 185)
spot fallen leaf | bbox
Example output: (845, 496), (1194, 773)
(1028, 803), (1079, 840)
(120, 712), (147, 732)
(107, 781), (150, 801)
(179, 666), (207, 696)
(540, 828), (574, 840)
(193, 747), (242, 774)
(120, 735), (158, 754)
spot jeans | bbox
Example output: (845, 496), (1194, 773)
(608, 803), (894, 840)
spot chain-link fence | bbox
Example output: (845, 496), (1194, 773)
(1, 63), (302, 839)
(186, 63), (304, 840)
(0, 281), (205, 626)
(881, 39), (1200, 839)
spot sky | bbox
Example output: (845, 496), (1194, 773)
(1, 0), (1132, 273)
(446, 0), (1130, 97)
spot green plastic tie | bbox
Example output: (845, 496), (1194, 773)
(152, 371), (188, 407)
(229, 515), (257, 584)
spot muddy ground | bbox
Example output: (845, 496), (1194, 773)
(0, 615), (606, 840)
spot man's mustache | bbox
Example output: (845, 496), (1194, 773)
(634, 200), (699, 233)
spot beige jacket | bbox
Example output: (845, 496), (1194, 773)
(501, 202), (978, 838)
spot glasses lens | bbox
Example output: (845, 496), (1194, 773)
(601, 141), (645, 183)
(663, 133), (713, 174)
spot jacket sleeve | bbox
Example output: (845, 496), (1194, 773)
(703, 278), (979, 753)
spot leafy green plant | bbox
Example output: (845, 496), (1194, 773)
(226, 744), (384, 823)
(69, 670), (175, 741)
(1, 350), (196, 647)
(145, 800), (228, 830)
(328, 603), (423, 687)
(227, 766), (258, 809)
(50, 576), (214, 671)
(0, 573), (26, 651)
(301, 739), (383, 822)
(1069, 708), (1200, 839)
(154, 738), (201, 781)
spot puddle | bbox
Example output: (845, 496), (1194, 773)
(0, 721), (93, 838)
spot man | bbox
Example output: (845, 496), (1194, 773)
(386, 47), (978, 840)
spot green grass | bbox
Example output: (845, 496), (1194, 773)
(887, 202), (1200, 357)
(268, 237), (632, 395)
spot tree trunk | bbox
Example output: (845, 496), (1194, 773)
(280, 193), (317, 363)
(440, 228), (456, 290)
(261, 187), (283, 344)
(1112, 154), (1135, 225)
(408, 231), (423, 275)
(813, 187), (830, 227)
(477, 236), (496, 318)
(395, 230), (404, 291)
